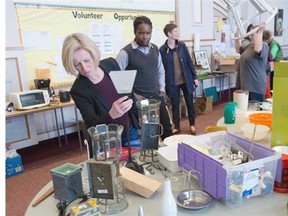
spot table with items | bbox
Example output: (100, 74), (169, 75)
(25, 134), (287, 216)
(6, 99), (83, 151)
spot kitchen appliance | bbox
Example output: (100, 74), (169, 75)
(9, 89), (50, 110)
(34, 78), (55, 96)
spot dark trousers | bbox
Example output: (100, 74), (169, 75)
(270, 71), (274, 90)
(152, 95), (172, 140)
(170, 84), (195, 129)
(249, 92), (264, 102)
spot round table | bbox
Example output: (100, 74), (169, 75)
(216, 111), (272, 148)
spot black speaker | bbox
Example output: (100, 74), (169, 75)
(59, 90), (71, 103)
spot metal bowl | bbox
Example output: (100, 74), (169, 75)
(176, 189), (213, 210)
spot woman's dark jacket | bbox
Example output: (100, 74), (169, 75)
(160, 40), (198, 98)
(70, 57), (139, 129)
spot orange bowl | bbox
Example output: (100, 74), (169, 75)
(249, 112), (272, 129)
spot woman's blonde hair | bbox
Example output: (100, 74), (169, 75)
(62, 33), (101, 76)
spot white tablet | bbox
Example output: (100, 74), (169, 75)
(109, 70), (137, 94)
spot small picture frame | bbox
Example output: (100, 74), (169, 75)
(193, 50), (211, 72)
(274, 9), (283, 36)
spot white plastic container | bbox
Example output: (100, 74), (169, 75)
(158, 145), (181, 172)
(241, 123), (270, 141)
(234, 109), (246, 134)
(233, 89), (249, 111)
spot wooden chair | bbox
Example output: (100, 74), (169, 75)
(204, 125), (227, 134)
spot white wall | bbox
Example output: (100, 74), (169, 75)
(176, 0), (214, 40)
(266, 0), (288, 48)
(5, 0), (21, 47)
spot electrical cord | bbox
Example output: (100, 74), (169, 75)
(57, 193), (90, 216)
(49, 97), (60, 107)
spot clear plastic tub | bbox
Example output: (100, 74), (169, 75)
(178, 132), (282, 207)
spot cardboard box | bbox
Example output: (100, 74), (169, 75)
(196, 96), (213, 115)
(220, 58), (238, 72)
(220, 64), (237, 72)
(6, 155), (24, 178)
(215, 54), (238, 72)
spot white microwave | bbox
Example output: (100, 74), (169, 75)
(9, 89), (50, 110)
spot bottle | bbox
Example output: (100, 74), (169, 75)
(233, 89), (249, 111)
(160, 168), (177, 216)
(138, 206), (145, 216)
(224, 102), (237, 124)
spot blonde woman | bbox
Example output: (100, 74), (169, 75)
(62, 33), (139, 157)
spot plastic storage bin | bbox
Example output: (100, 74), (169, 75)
(177, 132), (282, 207)
(158, 144), (181, 172)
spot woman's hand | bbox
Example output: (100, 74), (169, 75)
(258, 22), (266, 32)
(109, 96), (133, 119)
(234, 29), (240, 38)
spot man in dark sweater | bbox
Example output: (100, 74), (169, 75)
(116, 16), (172, 141)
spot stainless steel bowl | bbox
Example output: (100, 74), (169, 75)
(176, 189), (213, 210)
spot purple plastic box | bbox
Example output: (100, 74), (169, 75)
(178, 133), (282, 207)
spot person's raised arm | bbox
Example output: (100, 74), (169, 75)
(254, 22), (266, 54)
(234, 30), (241, 53)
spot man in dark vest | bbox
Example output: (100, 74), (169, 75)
(116, 15), (172, 141)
